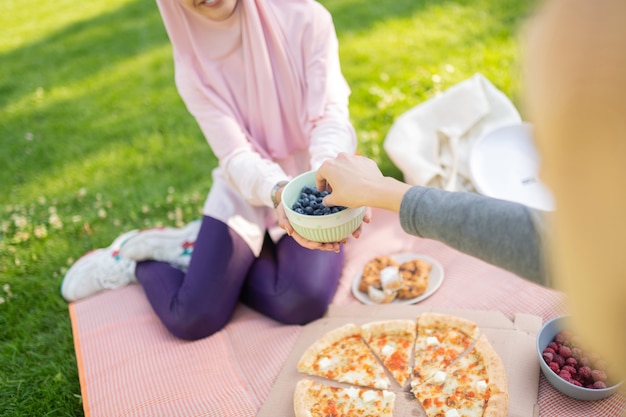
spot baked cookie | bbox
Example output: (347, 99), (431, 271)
(359, 256), (399, 293)
(397, 259), (432, 299)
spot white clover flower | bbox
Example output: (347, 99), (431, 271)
(34, 225), (48, 239)
(14, 231), (30, 243)
(3, 284), (12, 298)
(49, 212), (63, 229)
(12, 214), (28, 229)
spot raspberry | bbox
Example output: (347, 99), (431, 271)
(558, 370), (572, 381)
(559, 345), (572, 358)
(580, 357), (591, 367)
(562, 365), (577, 376)
(548, 362), (560, 373)
(565, 357), (578, 367)
(571, 380), (582, 387)
(592, 381), (608, 389)
(595, 359), (608, 372)
(553, 354), (565, 368)
(548, 342), (559, 351)
(571, 347), (583, 361)
(542, 352), (554, 363)
(554, 332), (567, 345)
(578, 366), (592, 380)
(591, 370), (607, 382)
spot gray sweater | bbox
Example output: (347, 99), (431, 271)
(399, 186), (550, 286)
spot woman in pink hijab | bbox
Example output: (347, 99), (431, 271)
(60, 0), (358, 340)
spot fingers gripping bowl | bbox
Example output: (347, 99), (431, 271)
(281, 170), (366, 243)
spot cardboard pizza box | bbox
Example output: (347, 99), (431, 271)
(257, 304), (542, 417)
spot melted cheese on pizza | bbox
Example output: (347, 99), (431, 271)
(306, 334), (390, 389)
(294, 379), (395, 417)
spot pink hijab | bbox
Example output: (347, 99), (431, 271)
(155, 0), (351, 161)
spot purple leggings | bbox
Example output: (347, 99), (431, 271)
(135, 216), (344, 340)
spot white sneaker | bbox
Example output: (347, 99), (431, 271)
(61, 230), (139, 302)
(118, 219), (201, 270)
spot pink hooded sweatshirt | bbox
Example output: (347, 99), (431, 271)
(155, 0), (356, 254)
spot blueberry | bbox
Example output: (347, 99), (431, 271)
(291, 185), (348, 216)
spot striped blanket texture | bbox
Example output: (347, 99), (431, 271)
(69, 209), (625, 417)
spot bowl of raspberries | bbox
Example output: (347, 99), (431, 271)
(281, 170), (366, 243)
(537, 316), (622, 400)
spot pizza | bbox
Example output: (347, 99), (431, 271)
(411, 335), (508, 417)
(294, 314), (508, 417)
(361, 319), (416, 387)
(294, 379), (395, 417)
(411, 312), (480, 384)
(296, 323), (391, 389)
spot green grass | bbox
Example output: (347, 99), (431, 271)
(1, 0), (535, 414)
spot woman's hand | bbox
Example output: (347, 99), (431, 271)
(275, 201), (366, 252)
(316, 153), (411, 213)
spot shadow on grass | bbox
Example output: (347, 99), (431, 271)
(0, 1), (177, 195)
(1, 0), (534, 200)
(0, 0), (429, 200)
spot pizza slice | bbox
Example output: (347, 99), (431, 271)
(411, 312), (480, 384)
(297, 323), (392, 389)
(360, 319), (417, 387)
(293, 379), (396, 417)
(411, 335), (509, 417)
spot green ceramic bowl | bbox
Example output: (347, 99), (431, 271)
(281, 170), (365, 243)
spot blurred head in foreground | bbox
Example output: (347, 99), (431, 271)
(524, 0), (626, 380)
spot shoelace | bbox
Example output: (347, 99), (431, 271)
(97, 255), (135, 289)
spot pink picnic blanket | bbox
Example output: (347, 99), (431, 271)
(69, 209), (625, 416)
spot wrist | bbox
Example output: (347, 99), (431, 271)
(271, 181), (289, 208)
(374, 177), (411, 212)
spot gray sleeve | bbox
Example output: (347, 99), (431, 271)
(398, 186), (550, 285)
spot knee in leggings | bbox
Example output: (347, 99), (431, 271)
(165, 307), (230, 341)
(269, 288), (331, 326)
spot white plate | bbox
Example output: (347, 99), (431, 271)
(351, 253), (445, 305)
(469, 122), (555, 212)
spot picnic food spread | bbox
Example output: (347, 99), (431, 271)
(358, 255), (433, 303)
(294, 313), (509, 417)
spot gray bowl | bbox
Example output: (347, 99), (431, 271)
(536, 316), (623, 401)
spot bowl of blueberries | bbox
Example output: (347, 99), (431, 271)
(281, 170), (366, 243)
(537, 315), (623, 401)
